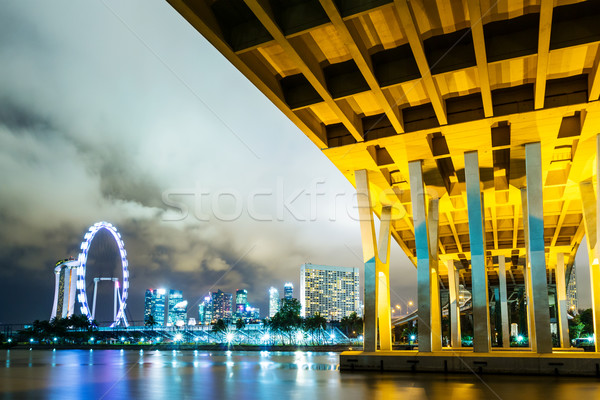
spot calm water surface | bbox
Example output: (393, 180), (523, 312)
(1, 349), (599, 399)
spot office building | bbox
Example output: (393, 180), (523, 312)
(198, 296), (212, 325)
(284, 282), (293, 300)
(300, 263), (359, 322)
(269, 287), (280, 317)
(235, 289), (248, 317)
(167, 289), (187, 326)
(567, 262), (578, 312)
(144, 288), (166, 326)
(212, 289), (233, 321)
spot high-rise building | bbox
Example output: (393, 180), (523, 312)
(284, 283), (293, 300)
(300, 263), (360, 322)
(167, 290), (187, 326)
(567, 262), (578, 312)
(144, 288), (166, 326)
(211, 289), (233, 322)
(198, 296), (212, 325)
(235, 289), (248, 317)
(269, 287), (280, 317)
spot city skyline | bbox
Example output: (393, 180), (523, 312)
(0, 0), (594, 326)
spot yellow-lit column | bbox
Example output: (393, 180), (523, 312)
(428, 198), (442, 351)
(555, 253), (570, 348)
(355, 169), (377, 352)
(447, 259), (461, 348)
(465, 151), (491, 353)
(579, 134), (600, 352)
(521, 187), (536, 350)
(355, 170), (392, 351)
(498, 255), (510, 348)
(377, 206), (393, 351)
(409, 160), (436, 352)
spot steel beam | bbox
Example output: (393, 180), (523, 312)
(465, 151), (490, 353)
(525, 142), (552, 353)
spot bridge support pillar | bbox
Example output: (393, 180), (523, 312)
(409, 160), (441, 352)
(579, 134), (600, 352)
(447, 259), (461, 348)
(465, 151), (491, 353)
(355, 169), (392, 352)
(555, 253), (570, 348)
(498, 255), (510, 348)
(525, 142), (552, 353)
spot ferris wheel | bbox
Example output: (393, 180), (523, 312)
(76, 221), (129, 327)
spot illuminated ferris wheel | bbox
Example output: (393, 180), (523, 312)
(76, 221), (129, 327)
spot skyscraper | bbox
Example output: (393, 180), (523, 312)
(235, 289), (248, 318)
(211, 289), (233, 321)
(284, 283), (293, 300)
(269, 287), (280, 317)
(198, 296), (212, 325)
(167, 289), (187, 326)
(567, 262), (578, 312)
(300, 263), (360, 322)
(144, 288), (166, 326)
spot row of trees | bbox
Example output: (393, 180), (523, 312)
(20, 315), (96, 343)
(209, 299), (363, 345)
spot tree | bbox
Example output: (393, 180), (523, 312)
(145, 315), (157, 329)
(235, 318), (246, 331)
(267, 298), (303, 344)
(341, 312), (362, 338)
(212, 319), (227, 333)
(304, 313), (327, 344)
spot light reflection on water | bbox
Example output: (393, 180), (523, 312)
(1, 349), (599, 399)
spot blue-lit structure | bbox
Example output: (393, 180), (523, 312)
(76, 222), (129, 327)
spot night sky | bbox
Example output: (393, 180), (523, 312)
(0, 1), (591, 325)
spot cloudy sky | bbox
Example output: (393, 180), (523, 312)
(0, 0), (422, 325)
(0, 1), (592, 325)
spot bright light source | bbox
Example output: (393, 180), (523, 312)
(225, 332), (234, 343)
(121, 337), (126, 342)
(410, 335), (416, 341)
(517, 335), (524, 343)
(53, 337), (57, 342)
(90, 337), (94, 342)
(261, 333), (270, 343)
(174, 333), (183, 342)
(158, 288), (166, 295)
(296, 331), (304, 342)
(7, 339), (12, 343)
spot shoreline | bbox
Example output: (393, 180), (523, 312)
(2, 344), (356, 352)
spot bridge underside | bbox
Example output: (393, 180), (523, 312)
(169, 0), (600, 362)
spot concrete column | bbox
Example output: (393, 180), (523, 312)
(428, 198), (442, 351)
(594, 134), (600, 352)
(521, 187), (536, 349)
(579, 135), (600, 352)
(355, 169), (377, 352)
(447, 259), (461, 348)
(555, 253), (570, 348)
(465, 151), (491, 353)
(409, 160), (433, 352)
(498, 255), (510, 348)
(377, 206), (393, 351)
(525, 142), (552, 353)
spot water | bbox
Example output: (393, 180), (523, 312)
(1, 349), (599, 399)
